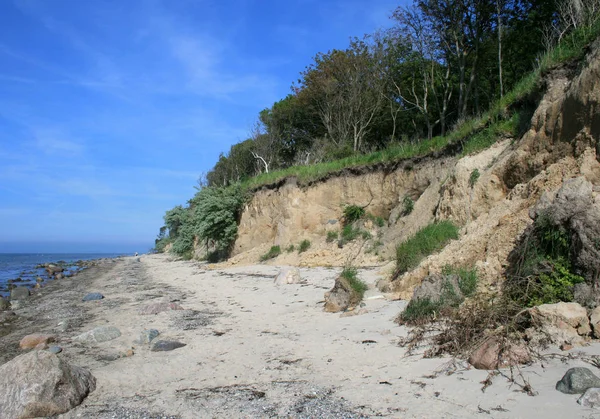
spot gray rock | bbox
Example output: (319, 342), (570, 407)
(150, 340), (186, 352)
(10, 286), (30, 301)
(82, 293), (104, 302)
(0, 350), (95, 418)
(0, 296), (10, 311)
(412, 273), (463, 304)
(138, 329), (160, 344)
(48, 346), (62, 354)
(578, 387), (600, 408)
(73, 326), (121, 345)
(556, 367), (600, 394)
(0, 311), (16, 323)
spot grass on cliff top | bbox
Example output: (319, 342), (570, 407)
(239, 22), (600, 192)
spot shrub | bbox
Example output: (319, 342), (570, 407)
(442, 265), (479, 297)
(343, 205), (365, 225)
(366, 213), (385, 227)
(298, 239), (311, 253)
(341, 225), (360, 244)
(361, 230), (372, 240)
(400, 297), (444, 325)
(402, 196), (414, 216)
(469, 169), (480, 188)
(340, 266), (368, 300)
(326, 231), (338, 243)
(286, 244), (295, 253)
(395, 221), (459, 276)
(260, 245), (281, 261)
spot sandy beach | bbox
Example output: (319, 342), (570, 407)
(2, 254), (600, 418)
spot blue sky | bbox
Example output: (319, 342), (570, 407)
(0, 0), (403, 253)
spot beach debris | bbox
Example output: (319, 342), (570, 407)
(468, 337), (530, 370)
(578, 387), (600, 408)
(274, 268), (303, 285)
(82, 292), (104, 302)
(556, 367), (600, 394)
(0, 296), (10, 311)
(10, 286), (30, 301)
(73, 326), (122, 344)
(527, 302), (590, 347)
(138, 329), (160, 344)
(151, 340), (186, 352)
(139, 302), (184, 315)
(0, 351), (96, 418)
(19, 334), (56, 350)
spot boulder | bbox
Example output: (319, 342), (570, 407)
(139, 302), (184, 315)
(0, 296), (10, 311)
(324, 276), (362, 313)
(412, 274), (463, 304)
(82, 293), (104, 302)
(0, 351), (96, 418)
(468, 337), (531, 370)
(73, 326), (121, 344)
(19, 334), (56, 350)
(590, 306), (600, 338)
(527, 302), (590, 346)
(274, 268), (303, 285)
(10, 286), (30, 301)
(45, 265), (64, 275)
(151, 340), (186, 352)
(578, 388), (600, 408)
(556, 367), (600, 394)
(138, 329), (160, 344)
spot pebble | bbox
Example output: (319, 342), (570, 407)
(138, 329), (160, 344)
(82, 292), (104, 302)
(48, 346), (62, 354)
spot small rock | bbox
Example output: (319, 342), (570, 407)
(124, 349), (134, 357)
(55, 274), (63, 280)
(36, 276), (43, 282)
(139, 302), (184, 315)
(138, 329), (160, 344)
(10, 286), (30, 301)
(578, 388), (600, 408)
(556, 367), (600, 394)
(56, 320), (71, 332)
(0, 311), (16, 323)
(560, 343), (573, 351)
(19, 334), (56, 350)
(82, 293), (104, 302)
(73, 326), (121, 344)
(48, 346), (62, 354)
(151, 340), (186, 352)
(468, 337), (531, 370)
(0, 296), (10, 311)
(274, 268), (303, 285)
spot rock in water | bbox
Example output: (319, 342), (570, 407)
(19, 334), (56, 350)
(274, 268), (303, 285)
(10, 286), (30, 301)
(82, 292), (104, 302)
(138, 329), (160, 344)
(0, 296), (10, 311)
(73, 326), (121, 344)
(556, 368), (600, 394)
(151, 340), (186, 352)
(578, 388), (600, 408)
(0, 351), (96, 418)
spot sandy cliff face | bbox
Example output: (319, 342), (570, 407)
(224, 39), (600, 299)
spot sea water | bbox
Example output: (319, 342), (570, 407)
(0, 253), (124, 297)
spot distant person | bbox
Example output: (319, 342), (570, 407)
(134, 252), (138, 257)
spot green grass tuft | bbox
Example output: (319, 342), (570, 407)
(286, 244), (295, 253)
(396, 221), (459, 275)
(326, 231), (338, 243)
(260, 245), (281, 261)
(340, 266), (368, 299)
(298, 239), (311, 253)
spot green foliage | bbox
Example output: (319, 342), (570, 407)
(343, 205), (365, 225)
(298, 239), (311, 253)
(400, 298), (443, 324)
(361, 230), (372, 240)
(442, 266), (479, 297)
(286, 244), (295, 253)
(395, 221), (459, 275)
(366, 213), (385, 227)
(260, 245), (281, 262)
(191, 185), (246, 254)
(326, 231), (338, 243)
(506, 209), (587, 307)
(340, 266), (368, 300)
(402, 195), (414, 216)
(469, 169), (480, 188)
(341, 225), (361, 244)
